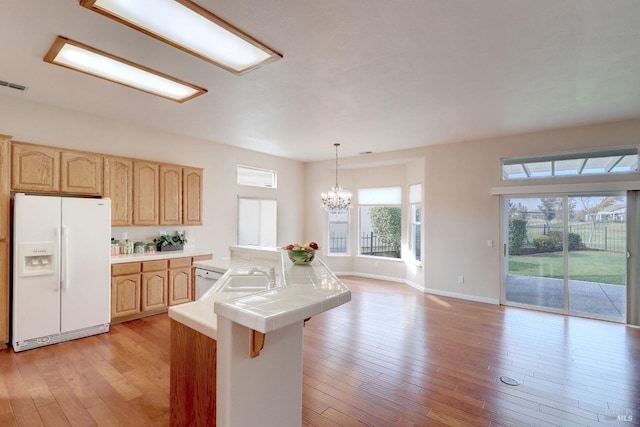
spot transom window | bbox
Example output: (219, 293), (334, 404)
(237, 165), (277, 188)
(502, 148), (638, 180)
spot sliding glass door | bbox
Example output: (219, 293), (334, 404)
(504, 194), (626, 321)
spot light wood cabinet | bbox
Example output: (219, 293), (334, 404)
(142, 271), (168, 312)
(111, 262), (142, 321)
(183, 167), (203, 225)
(0, 135), (10, 241)
(141, 260), (168, 312)
(169, 257), (192, 306)
(133, 161), (159, 225)
(111, 274), (141, 319)
(60, 150), (103, 195)
(160, 164), (183, 225)
(11, 142), (60, 192)
(104, 156), (133, 226)
(0, 135), (10, 346)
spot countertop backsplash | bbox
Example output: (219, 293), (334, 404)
(111, 226), (200, 250)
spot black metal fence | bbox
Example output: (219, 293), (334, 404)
(524, 223), (625, 252)
(329, 232), (347, 254)
(329, 232), (401, 258)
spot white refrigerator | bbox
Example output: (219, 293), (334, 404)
(12, 194), (111, 352)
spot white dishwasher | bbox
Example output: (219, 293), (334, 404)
(195, 268), (224, 299)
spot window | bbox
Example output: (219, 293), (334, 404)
(237, 197), (277, 247)
(358, 187), (402, 259)
(237, 165), (277, 188)
(409, 184), (422, 263)
(328, 210), (349, 255)
(502, 148), (638, 180)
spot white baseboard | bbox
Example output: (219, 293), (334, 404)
(335, 272), (499, 305)
(422, 287), (499, 305)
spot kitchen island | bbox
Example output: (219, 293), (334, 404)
(168, 246), (351, 427)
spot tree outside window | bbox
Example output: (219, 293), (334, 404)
(358, 187), (402, 259)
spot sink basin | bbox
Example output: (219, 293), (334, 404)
(222, 274), (271, 292)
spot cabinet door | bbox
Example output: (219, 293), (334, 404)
(183, 167), (203, 225)
(0, 135), (9, 241)
(104, 157), (133, 226)
(160, 164), (183, 225)
(111, 273), (141, 320)
(141, 271), (168, 312)
(60, 150), (103, 195)
(11, 142), (60, 192)
(133, 161), (159, 225)
(169, 267), (192, 306)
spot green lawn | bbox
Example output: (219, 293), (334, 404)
(508, 250), (626, 285)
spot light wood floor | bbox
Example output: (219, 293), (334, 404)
(0, 276), (638, 426)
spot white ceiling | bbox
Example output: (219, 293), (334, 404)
(1, 0), (640, 162)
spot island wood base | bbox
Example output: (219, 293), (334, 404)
(170, 319), (217, 426)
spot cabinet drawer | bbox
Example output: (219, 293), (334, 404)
(192, 255), (212, 262)
(169, 257), (191, 269)
(142, 260), (168, 272)
(112, 262), (141, 276)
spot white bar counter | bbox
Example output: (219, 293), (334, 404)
(168, 246), (351, 427)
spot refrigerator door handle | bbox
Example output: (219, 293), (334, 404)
(55, 226), (61, 291)
(61, 226), (69, 290)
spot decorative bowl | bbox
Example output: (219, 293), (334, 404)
(287, 248), (316, 265)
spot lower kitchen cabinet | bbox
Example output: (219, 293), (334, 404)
(111, 262), (142, 321)
(169, 257), (192, 306)
(111, 255), (207, 323)
(142, 271), (168, 312)
(111, 274), (141, 319)
(141, 260), (168, 312)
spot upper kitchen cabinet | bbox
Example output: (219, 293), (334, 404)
(0, 135), (10, 241)
(11, 142), (60, 192)
(160, 164), (183, 225)
(60, 150), (103, 195)
(183, 167), (203, 225)
(104, 156), (133, 226)
(133, 161), (159, 225)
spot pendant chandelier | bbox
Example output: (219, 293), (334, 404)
(321, 143), (352, 213)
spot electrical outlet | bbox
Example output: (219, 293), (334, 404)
(458, 275), (464, 284)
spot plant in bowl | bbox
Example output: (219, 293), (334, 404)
(154, 231), (187, 252)
(283, 242), (319, 265)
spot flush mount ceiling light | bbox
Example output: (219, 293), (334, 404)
(43, 36), (206, 103)
(321, 143), (352, 213)
(79, 0), (282, 75)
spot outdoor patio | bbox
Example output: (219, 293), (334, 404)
(506, 274), (626, 320)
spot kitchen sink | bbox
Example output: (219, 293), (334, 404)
(221, 274), (271, 292)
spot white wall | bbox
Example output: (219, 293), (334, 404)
(0, 95), (305, 259)
(306, 118), (640, 303)
(4, 94), (639, 304)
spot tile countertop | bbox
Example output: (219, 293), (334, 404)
(110, 248), (213, 264)
(168, 250), (351, 339)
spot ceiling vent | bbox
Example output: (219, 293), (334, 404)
(0, 80), (28, 91)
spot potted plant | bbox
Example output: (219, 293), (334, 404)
(154, 231), (187, 252)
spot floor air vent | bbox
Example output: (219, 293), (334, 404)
(0, 79), (28, 91)
(499, 376), (520, 386)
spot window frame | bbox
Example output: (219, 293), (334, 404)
(357, 187), (403, 260)
(327, 210), (350, 256)
(409, 183), (422, 265)
(236, 165), (277, 188)
(501, 147), (639, 181)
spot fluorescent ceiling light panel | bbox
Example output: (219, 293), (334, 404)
(80, 0), (282, 74)
(43, 36), (206, 103)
